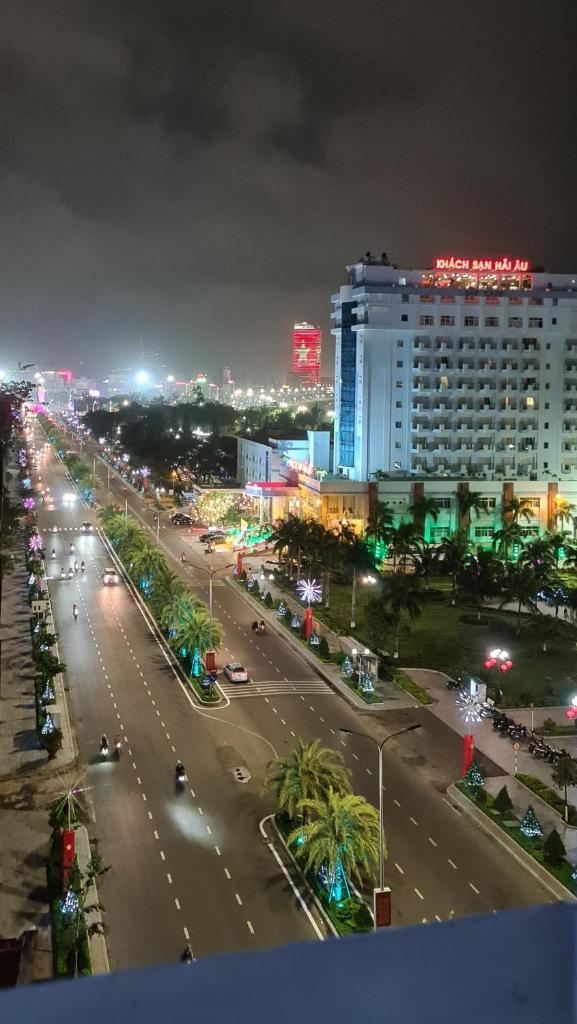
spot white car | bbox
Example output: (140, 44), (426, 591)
(80, 521), (94, 533)
(102, 567), (120, 585)
(223, 662), (249, 683)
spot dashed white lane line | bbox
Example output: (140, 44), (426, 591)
(160, 851), (165, 861)
(190, 788), (196, 798)
(235, 893), (243, 906)
(183, 927), (190, 941)
(247, 921), (255, 935)
(132, 762), (137, 769)
(365, 767), (372, 775)
(414, 888), (424, 901)
(281, 718), (286, 725)
(448, 859), (458, 870)
(393, 798), (401, 808)
(214, 846), (221, 856)
(142, 793), (147, 802)
(154, 831), (159, 840)
(290, 730), (296, 737)
(224, 868), (231, 879)
(395, 863), (404, 875)
(352, 753), (359, 761)
(174, 898), (181, 911)
(410, 817), (418, 826)
(435, 915), (442, 922)
(264, 697), (269, 703)
(198, 807), (204, 815)
(428, 837), (437, 847)
(167, 874), (173, 885)
(272, 707), (278, 714)
(148, 811), (153, 820)
(206, 825), (212, 835)
(136, 777), (141, 785)
(469, 882), (480, 894)
(330, 728), (335, 735)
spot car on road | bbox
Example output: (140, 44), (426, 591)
(199, 531), (226, 543)
(102, 567), (120, 585)
(80, 521), (94, 533)
(170, 513), (193, 526)
(222, 662), (249, 683)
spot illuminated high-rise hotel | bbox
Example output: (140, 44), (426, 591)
(333, 253), (577, 482)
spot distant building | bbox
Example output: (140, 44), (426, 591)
(292, 322), (321, 385)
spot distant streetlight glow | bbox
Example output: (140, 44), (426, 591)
(135, 370), (150, 386)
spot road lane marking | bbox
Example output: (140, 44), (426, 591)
(160, 851), (165, 860)
(448, 859), (457, 870)
(183, 927), (190, 940)
(132, 762), (137, 769)
(198, 807), (203, 815)
(174, 898), (181, 910)
(246, 921), (255, 935)
(410, 817), (418, 826)
(154, 831), (159, 840)
(290, 730), (296, 737)
(235, 893), (243, 906)
(443, 797), (461, 815)
(428, 837), (437, 847)
(167, 874), (173, 884)
(142, 793), (147, 802)
(136, 777), (141, 785)
(224, 868), (231, 879)
(281, 718), (286, 725)
(435, 915), (442, 922)
(352, 753), (359, 761)
(395, 863), (404, 874)
(393, 798), (401, 807)
(206, 825), (212, 835)
(469, 882), (480, 894)
(190, 788), (195, 798)
(214, 846), (221, 856)
(414, 888), (424, 900)
(148, 811), (153, 820)
(330, 728), (335, 734)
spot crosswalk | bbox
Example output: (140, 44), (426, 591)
(219, 678), (334, 699)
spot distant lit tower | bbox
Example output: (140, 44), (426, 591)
(222, 366), (234, 402)
(292, 322), (321, 385)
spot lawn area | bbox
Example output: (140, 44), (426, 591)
(310, 578), (577, 708)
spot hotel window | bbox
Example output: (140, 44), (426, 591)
(395, 421), (402, 428)
(485, 317), (499, 328)
(474, 527), (494, 538)
(401, 314), (408, 321)
(526, 498), (540, 508)
(526, 396), (535, 408)
(528, 318), (543, 328)
(440, 375), (449, 389)
(478, 497), (496, 510)
(464, 316), (479, 327)
(402, 294), (409, 302)
(397, 339), (404, 346)
(552, 318), (557, 325)
(508, 317), (523, 328)
(396, 360), (404, 368)
(419, 315), (434, 326)
(440, 315), (455, 326)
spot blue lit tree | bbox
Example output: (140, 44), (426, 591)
(520, 805), (543, 840)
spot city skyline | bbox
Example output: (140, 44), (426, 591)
(0, 2), (576, 377)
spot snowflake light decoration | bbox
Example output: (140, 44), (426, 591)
(456, 690), (483, 725)
(140, 466), (150, 478)
(296, 578), (322, 605)
(28, 533), (43, 552)
(23, 497), (35, 510)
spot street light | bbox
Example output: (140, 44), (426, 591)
(340, 724), (422, 895)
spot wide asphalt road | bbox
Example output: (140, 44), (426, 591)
(47, 424), (556, 936)
(34, 434), (327, 971)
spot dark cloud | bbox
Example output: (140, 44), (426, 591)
(0, 0), (575, 380)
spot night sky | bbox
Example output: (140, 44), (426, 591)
(1, 0), (576, 381)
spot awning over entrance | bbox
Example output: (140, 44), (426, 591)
(245, 481), (300, 498)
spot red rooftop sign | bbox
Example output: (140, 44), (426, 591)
(434, 257), (530, 273)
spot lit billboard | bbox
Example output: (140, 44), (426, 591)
(292, 322), (321, 382)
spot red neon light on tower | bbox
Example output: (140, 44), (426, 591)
(292, 322), (321, 384)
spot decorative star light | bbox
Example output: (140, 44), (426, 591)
(456, 690), (483, 725)
(140, 466), (150, 478)
(296, 578), (323, 605)
(23, 497), (35, 510)
(28, 533), (43, 551)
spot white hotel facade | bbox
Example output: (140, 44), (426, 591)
(332, 254), (577, 483)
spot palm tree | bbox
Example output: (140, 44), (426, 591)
(492, 521), (525, 563)
(549, 530), (571, 567)
(456, 489), (486, 531)
(380, 571), (422, 657)
(366, 501), (395, 550)
(97, 504), (119, 528)
(340, 536), (376, 629)
(172, 603), (224, 659)
(438, 531), (470, 605)
(503, 496), (535, 525)
(289, 789), (381, 901)
(150, 570), (185, 617)
(263, 739), (351, 823)
(519, 537), (556, 579)
(499, 563), (541, 633)
(388, 521), (418, 572)
(551, 755), (577, 823)
(459, 549), (503, 621)
(159, 589), (197, 636)
(306, 522), (342, 609)
(407, 539), (440, 590)
(553, 497), (576, 532)
(271, 515), (310, 580)
(131, 545), (168, 595)
(408, 495), (439, 538)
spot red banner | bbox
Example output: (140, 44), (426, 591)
(62, 829), (75, 888)
(461, 734), (475, 777)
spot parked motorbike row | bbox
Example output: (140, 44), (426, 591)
(492, 709), (571, 767)
(491, 710), (528, 742)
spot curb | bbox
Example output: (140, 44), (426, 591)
(447, 783), (577, 904)
(224, 577), (392, 712)
(75, 826), (109, 974)
(259, 814), (337, 939)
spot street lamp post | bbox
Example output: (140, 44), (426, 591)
(340, 723), (421, 894)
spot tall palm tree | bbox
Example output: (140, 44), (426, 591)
(407, 539), (440, 590)
(131, 545), (169, 594)
(408, 495), (439, 538)
(438, 531), (470, 605)
(492, 521), (525, 563)
(459, 549), (503, 621)
(499, 563), (541, 633)
(388, 521), (418, 572)
(150, 569), (185, 617)
(159, 588), (197, 636)
(380, 571), (422, 657)
(519, 536), (556, 578)
(264, 739), (351, 823)
(340, 536), (376, 629)
(366, 501), (395, 550)
(97, 504), (119, 528)
(307, 522), (342, 609)
(503, 496), (535, 525)
(456, 490), (486, 531)
(172, 603), (224, 659)
(552, 497), (576, 532)
(289, 789), (381, 901)
(549, 530), (571, 567)
(271, 515), (310, 580)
